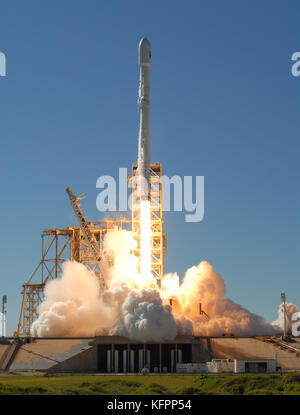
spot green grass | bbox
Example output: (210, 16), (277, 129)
(0, 373), (299, 395)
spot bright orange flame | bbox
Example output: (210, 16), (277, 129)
(140, 200), (151, 279)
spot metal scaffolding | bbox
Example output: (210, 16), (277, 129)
(131, 163), (166, 283)
(16, 220), (130, 337)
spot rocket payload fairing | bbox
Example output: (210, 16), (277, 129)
(136, 37), (151, 200)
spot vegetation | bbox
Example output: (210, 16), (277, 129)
(0, 373), (299, 395)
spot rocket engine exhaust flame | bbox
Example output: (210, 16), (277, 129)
(139, 200), (151, 279)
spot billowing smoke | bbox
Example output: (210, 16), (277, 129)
(161, 261), (276, 337)
(31, 261), (115, 337)
(272, 302), (299, 334)
(31, 228), (283, 340)
(111, 288), (179, 342)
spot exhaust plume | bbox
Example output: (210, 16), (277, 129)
(32, 228), (282, 340)
(31, 261), (114, 337)
(272, 302), (299, 334)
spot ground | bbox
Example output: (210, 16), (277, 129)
(0, 372), (300, 395)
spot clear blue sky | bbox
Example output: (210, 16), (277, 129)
(0, 0), (299, 336)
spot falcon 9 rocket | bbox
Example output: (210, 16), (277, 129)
(136, 37), (151, 201)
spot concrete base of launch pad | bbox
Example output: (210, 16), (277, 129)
(1, 336), (300, 373)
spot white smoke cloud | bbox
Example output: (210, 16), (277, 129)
(110, 288), (179, 342)
(31, 261), (114, 337)
(31, 228), (281, 340)
(272, 302), (299, 334)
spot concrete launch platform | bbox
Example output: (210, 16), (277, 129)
(1, 336), (300, 373)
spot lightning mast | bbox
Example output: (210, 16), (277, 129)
(2, 295), (7, 337)
(281, 292), (288, 340)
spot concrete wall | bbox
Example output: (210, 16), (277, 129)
(49, 346), (97, 372)
(10, 339), (93, 371)
(207, 359), (234, 373)
(210, 338), (300, 371)
(0, 345), (10, 368)
(192, 340), (212, 363)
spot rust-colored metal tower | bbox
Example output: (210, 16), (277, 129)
(131, 162), (166, 284)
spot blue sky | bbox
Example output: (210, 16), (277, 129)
(0, 0), (299, 335)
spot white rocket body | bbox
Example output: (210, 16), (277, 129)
(136, 37), (151, 200)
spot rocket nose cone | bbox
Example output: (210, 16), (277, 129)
(139, 37), (151, 66)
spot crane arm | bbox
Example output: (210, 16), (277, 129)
(66, 187), (106, 288)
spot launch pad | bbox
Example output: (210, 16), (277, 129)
(2, 335), (300, 373)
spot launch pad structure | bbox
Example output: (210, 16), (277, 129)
(131, 163), (166, 283)
(16, 163), (165, 337)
